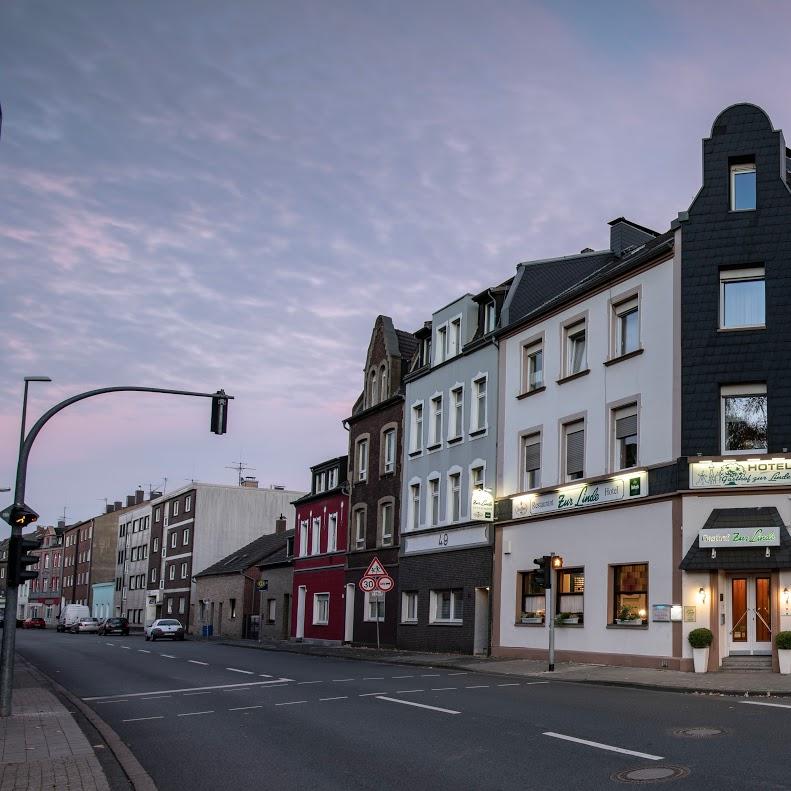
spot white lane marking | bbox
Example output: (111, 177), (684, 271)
(524, 681), (550, 686)
(431, 687), (457, 691)
(421, 674), (440, 677)
(275, 700), (308, 706)
(447, 672), (468, 676)
(319, 696), (348, 702)
(120, 646), (131, 650)
(466, 685), (490, 689)
(106, 643), (114, 646)
(297, 681), (323, 685)
(229, 705), (263, 711)
(363, 677), (384, 680)
(377, 696), (460, 715)
(160, 654), (176, 659)
(358, 692), (388, 697)
(226, 668), (254, 675)
(189, 660), (208, 666)
(740, 700), (791, 710)
(178, 710), (214, 717)
(396, 689), (424, 694)
(332, 678), (354, 682)
(83, 678), (293, 701)
(138, 650), (151, 654)
(498, 683), (520, 687)
(259, 674), (272, 678)
(542, 732), (663, 761)
(183, 692), (212, 696)
(142, 696), (172, 701)
(95, 700), (129, 705)
(392, 675), (413, 679)
(122, 716), (163, 723)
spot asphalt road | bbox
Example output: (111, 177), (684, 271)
(14, 630), (791, 790)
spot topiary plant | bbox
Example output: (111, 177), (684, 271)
(776, 631), (791, 650)
(688, 627), (713, 648)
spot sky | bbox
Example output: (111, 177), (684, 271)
(2, 0), (791, 533)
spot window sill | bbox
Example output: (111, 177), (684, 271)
(554, 622), (584, 628)
(603, 348), (644, 367)
(514, 621), (545, 627)
(717, 325), (766, 333)
(401, 620), (418, 625)
(556, 369), (590, 385)
(408, 449), (423, 458)
(469, 427), (487, 438)
(429, 621), (463, 627)
(426, 443), (442, 452)
(606, 623), (648, 630)
(517, 386), (546, 400)
(447, 435), (463, 445)
(380, 470), (395, 479)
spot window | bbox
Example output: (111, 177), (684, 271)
(383, 428), (396, 473)
(410, 483), (421, 531)
(449, 386), (464, 439)
(286, 537), (295, 557)
(365, 591), (385, 622)
(327, 513), (337, 553)
(731, 162), (756, 211)
(182, 528), (189, 546)
(429, 478), (440, 526)
(484, 301), (496, 334)
(379, 501), (394, 546)
(523, 342), (543, 392)
(436, 325), (447, 363)
(267, 598), (276, 623)
(150, 567), (157, 583)
(311, 517), (321, 555)
(168, 564), (175, 580)
(470, 465), (484, 492)
(613, 404), (638, 470)
(411, 403), (423, 453)
(429, 395), (443, 447)
(472, 377), (487, 432)
(564, 320), (587, 376)
(402, 591), (418, 623)
(448, 317), (461, 357)
(613, 298), (640, 356)
(185, 495), (192, 512)
(316, 472), (325, 493)
(556, 568), (584, 624)
(431, 589), (463, 623)
(299, 520), (308, 556)
(328, 467), (338, 489)
(178, 597), (185, 614)
(154, 507), (161, 522)
(153, 537), (159, 553)
(420, 336), (432, 366)
(522, 433), (541, 490)
(613, 564), (648, 624)
(448, 472), (461, 522)
(230, 598), (237, 619)
(368, 369), (378, 407)
(520, 572), (546, 623)
(357, 438), (369, 481)
(180, 562), (188, 579)
(563, 420), (585, 481)
(167, 599), (174, 614)
(313, 593), (329, 625)
(380, 365), (388, 401)
(173, 501), (179, 517)
(720, 268), (765, 329)
(721, 384), (767, 453)
(354, 509), (366, 550)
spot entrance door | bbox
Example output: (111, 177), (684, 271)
(728, 575), (772, 655)
(473, 587), (490, 656)
(344, 583), (355, 643)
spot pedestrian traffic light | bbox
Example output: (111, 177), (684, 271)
(551, 555), (564, 570)
(210, 390), (228, 435)
(7, 534), (42, 586)
(533, 556), (550, 589)
(0, 503), (39, 528)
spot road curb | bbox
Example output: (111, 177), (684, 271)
(17, 656), (157, 790)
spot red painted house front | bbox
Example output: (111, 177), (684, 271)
(290, 456), (349, 643)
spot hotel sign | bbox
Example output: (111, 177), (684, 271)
(471, 489), (494, 522)
(699, 526), (780, 548)
(690, 458), (791, 489)
(511, 471), (648, 519)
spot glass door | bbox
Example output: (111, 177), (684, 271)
(727, 575), (772, 655)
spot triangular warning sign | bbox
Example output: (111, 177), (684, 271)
(364, 556), (386, 577)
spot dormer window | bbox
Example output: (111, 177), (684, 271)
(328, 467), (338, 489)
(730, 162), (756, 211)
(436, 326), (447, 364)
(448, 317), (461, 357)
(484, 301), (496, 334)
(420, 337), (432, 367)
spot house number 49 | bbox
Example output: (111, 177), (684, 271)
(437, 532), (449, 546)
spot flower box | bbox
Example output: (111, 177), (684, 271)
(520, 616), (544, 624)
(615, 619), (643, 626)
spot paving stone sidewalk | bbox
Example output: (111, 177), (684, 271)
(220, 636), (791, 697)
(0, 660), (111, 791)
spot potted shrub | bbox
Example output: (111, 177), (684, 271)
(616, 605), (642, 625)
(555, 612), (580, 625)
(688, 627), (713, 673)
(776, 631), (791, 674)
(520, 611), (544, 624)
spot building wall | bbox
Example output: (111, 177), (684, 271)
(91, 582), (114, 621)
(194, 574), (248, 639)
(113, 504), (152, 625)
(290, 564), (347, 643)
(258, 565), (294, 640)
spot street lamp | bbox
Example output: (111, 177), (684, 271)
(20, 377), (52, 457)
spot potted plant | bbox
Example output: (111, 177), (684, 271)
(520, 611), (544, 624)
(688, 627), (713, 673)
(616, 605), (642, 625)
(776, 631), (791, 674)
(555, 612), (580, 625)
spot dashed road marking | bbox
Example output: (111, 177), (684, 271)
(498, 683), (520, 687)
(466, 685), (489, 689)
(297, 681), (323, 685)
(396, 689), (424, 694)
(229, 705), (263, 711)
(543, 732), (663, 761)
(83, 678), (293, 701)
(421, 674), (440, 677)
(189, 660), (208, 666)
(358, 692), (388, 697)
(276, 701), (308, 706)
(332, 678), (355, 682)
(363, 677), (384, 680)
(392, 675), (413, 679)
(226, 667), (254, 675)
(741, 700), (791, 710)
(160, 654), (176, 659)
(142, 696), (172, 701)
(122, 716), (163, 723)
(178, 710), (214, 717)
(120, 646), (131, 650)
(319, 696), (348, 702)
(447, 672), (468, 676)
(430, 687), (457, 691)
(138, 650), (151, 654)
(377, 696), (460, 715)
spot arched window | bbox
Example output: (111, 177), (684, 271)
(380, 364), (388, 401)
(368, 369), (378, 407)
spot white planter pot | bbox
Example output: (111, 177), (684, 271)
(616, 619), (643, 626)
(557, 617), (580, 625)
(692, 646), (709, 673)
(779, 649), (791, 675)
(520, 617), (543, 624)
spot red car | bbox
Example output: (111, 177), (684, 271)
(23, 617), (46, 629)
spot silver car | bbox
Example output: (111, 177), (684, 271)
(145, 618), (185, 641)
(73, 617), (100, 634)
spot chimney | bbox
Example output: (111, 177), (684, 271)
(149, 491), (162, 501)
(114, 501), (122, 511)
(106, 504), (114, 514)
(135, 489), (144, 504)
(126, 495), (136, 507)
(608, 217), (658, 257)
(241, 476), (259, 488)
(57, 519), (65, 530)
(275, 514), (287, 534)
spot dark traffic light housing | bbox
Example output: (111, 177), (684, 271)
(7, 534), (42, 586)
(1, 503), (39, 528)
(533, 556), (550, 589)
(210, 390), (228, 435)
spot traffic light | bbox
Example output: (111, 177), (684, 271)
(551, 555), (564, 570)
(0, 503), (39, 528)
(533, 556), (549, 589)
(210, 390), (228, 435)
(7, 534), (42, 586)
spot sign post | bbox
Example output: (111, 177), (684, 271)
(358, 556), (392, 652)
(256, 578), (268, 643)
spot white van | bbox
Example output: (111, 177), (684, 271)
(57, 604), (91, 633)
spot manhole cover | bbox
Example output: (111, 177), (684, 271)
(673, 726), (724, 738)
(612, 765), (690, 784)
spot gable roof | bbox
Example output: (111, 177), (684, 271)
(194, 530), (294, 578)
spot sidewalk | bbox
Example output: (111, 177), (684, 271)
(220, 637), (791, 697)
(0, 656), (154, 791)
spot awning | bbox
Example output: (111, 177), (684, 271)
(680, 507), (791, 571)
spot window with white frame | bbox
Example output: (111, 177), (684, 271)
(522, 341), (543, 392)
(328, 467), (338, 489)
(173, 501), (179, 517)
(721, 384), (767, 453)
(448, 317), (461, 357)
(180, 562), (188, 579)
(380, 365), (388, 401)
(368, 369), (378, 407)
(410, 403), (423, 453)
(167, 599), (174, 614)
(299, 520), (308, 557)
(563, 420), (585, 481)
(383, 428), (396, 474)
(168, 564), (175, 581)
(356, 438), (369, 482)
(484, 301), (496, 334)
(472, 376), (487, 432)
(364, 591), (385, 622)
(429, 395), (443, 447)
(613, 404), (638, 470)
(170, 531), (177, 548)
(311, 517), (321, 555)
(435, 325), (447, 364)
(185, 495), (192, 512)
(316, 472), (325, 493)
(720, 267), (765, 329)
(354, 508), (366, 550)
(379, 501), (394, 546)
(153, 537), (159, 552)
(449, 386), (464, 439)
(150, 567), (157, 583)
(313, 593), (329, 625)
(182, 528), (189, 545)
(402, 591), (418, 623)
(410, 483), (421, 531)
(613, 297), (640, 356)
(155, 507), (161, 522)
(470, 465), (484, 492)
(327, 513), (337, 553)
(420, 336), (432, 367)
(564, 320), (587, 376)
(730, 162), (756, 211)
(522, 432), (541, 490)
(448, 472), (461, 522)
(430, 589), (463, 623)
(429, 477), (440, 526)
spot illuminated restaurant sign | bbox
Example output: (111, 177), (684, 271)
(698, 526), (780, 548)
(690, 458), (791, 489)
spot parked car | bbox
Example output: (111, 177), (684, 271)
(22, 617), (46, 629)
(98, 617), (129, 636)
(71, 617), (100, 634)
(58, 604), (91, 633)
(145, 619), (185, 641)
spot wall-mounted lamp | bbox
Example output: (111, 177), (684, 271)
(698, 587), (707, 605)
(784, 587), (790, 606)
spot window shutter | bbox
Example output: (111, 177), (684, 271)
(615, 413), (638, 439)
(524, 439), (541, 471)
(566, 428), (584, 475)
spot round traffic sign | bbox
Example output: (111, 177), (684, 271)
(359, 576), (376, 592)
(376, 575), (394, 592)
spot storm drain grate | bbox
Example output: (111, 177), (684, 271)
(612, 766), (690, 784)
(672, 726), (725, 738)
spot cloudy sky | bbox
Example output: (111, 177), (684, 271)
(1, 1), (790, 531)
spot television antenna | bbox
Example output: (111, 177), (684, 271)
(226, 460), (255, 486)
